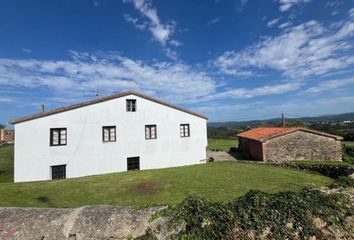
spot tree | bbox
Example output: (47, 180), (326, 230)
(0, 123), (5, 129)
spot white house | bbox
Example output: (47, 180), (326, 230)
(9, 91), (208, 182)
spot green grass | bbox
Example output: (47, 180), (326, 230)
(0, 143), (334, 208)
(0, 145), (13, 183)
(207, 138), (238, 152)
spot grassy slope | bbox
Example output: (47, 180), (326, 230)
(0, 143), (334, 208)
(0, 145), (13, 183)
(207, 138), (238, 152)
(0, 165), (333, 208)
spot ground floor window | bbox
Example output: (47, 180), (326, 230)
(52, 165), (66, 180)
(127, 157), (140, 171)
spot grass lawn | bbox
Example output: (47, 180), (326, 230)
(0, 145), (333, 208)
(0, 145), (13, 183)
(207, 138), (238, 152)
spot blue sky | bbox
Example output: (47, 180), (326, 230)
(0, 0), (354, 125)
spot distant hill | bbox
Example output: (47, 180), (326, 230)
(208, 112), (354, 128)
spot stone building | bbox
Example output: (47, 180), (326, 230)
(237, 127), (342, 162)
(0, 129), (14, 143)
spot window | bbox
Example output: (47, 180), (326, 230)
(127, 157), (140, 171)
(126, 99), (136, 112)
(102, 126), (116, 142)
(51, 165), (66, 180)
(180, 124), (190, 137)
(50, 128), (67, 146)
(145, 125), (157, 139)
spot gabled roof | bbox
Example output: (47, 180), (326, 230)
(9, 91), (208, 124)
(237, 127), (343, 142)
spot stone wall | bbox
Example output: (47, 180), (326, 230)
(0, 129), (14, 143)
(0, 205), (170, 240)
(263, 130), (342, 162)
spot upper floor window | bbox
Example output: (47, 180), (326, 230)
(102, 126), (116, 142)
(145, 125), (157, 139)
(180, 124), (190, 137)
(50, 128), (67, 146)
(126, 99), (136, 112)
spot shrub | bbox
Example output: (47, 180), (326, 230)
(287, 161), (354, 179)
(208, 157), (215, 163)
(164, 188), (352, 239)
(330, 176), (354, 188)
(167, 197), (234, 240)
(229, 147), (237, 152)
(342, 145), (354, 164)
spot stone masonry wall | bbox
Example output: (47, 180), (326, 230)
(0, 129), (14, 142)
(0, 205), (170, 240)
(263, 131), (342, 162)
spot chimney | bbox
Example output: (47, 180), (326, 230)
(41, 104), (45, 113)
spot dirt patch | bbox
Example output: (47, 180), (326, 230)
(134, 181), (158, 195)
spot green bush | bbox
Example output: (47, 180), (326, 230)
(330, 176), (354, 188)
(167, 197), (234, 239)
(343, 145), (354, 164)
(164, 188), (352, 239)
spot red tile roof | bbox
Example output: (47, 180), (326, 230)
(237, 127), (342, 142)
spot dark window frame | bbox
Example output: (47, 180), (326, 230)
(126, 99), (137, 112)
(50, 128), (67, 146)
(102, 126), (116, 142)
(180, 124), (190, 137)
(145, 125), (157, 139)
(51, 165), (66, 180)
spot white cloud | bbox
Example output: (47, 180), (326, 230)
(200, 82), (303, 101)
(207, 17), (221, 26)
(0, 51), (311, 107)
(276, 0), (311, 12)
(0, 51), (216, 104)
(267, 18), (282, 28)
(305, 77), (354, 93)
(278, 21), (292, 29)
(163, 48), (179, 60)
(169, 39), (183, 47)
(124, 14), (147, 30)
(350, 8), (354, 18)
(214, 17), (354, 79)
(123, 0), (177, 46)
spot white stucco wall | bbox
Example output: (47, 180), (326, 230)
(14, 94), (207, 182)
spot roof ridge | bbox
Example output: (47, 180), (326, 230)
(9, 91), (208, 124)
